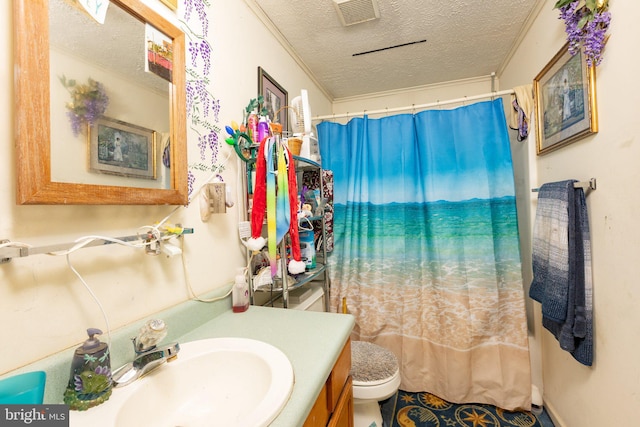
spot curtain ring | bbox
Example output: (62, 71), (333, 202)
(436, 100), (440, 110)
(412, 104), (415, 115)
(385, 107), (389, 116)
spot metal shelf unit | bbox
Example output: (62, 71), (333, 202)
(247, 155), (330, 311)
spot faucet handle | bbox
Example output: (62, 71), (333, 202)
(135, 319), (167, 352)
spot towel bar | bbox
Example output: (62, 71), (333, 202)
(531, 178), (596, 193)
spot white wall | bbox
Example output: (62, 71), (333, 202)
(0, 0), (331, 376)
(330, 75), (493, 122)
(501, 1), (640, 425)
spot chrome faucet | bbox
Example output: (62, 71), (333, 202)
(112, 319), (180, 387)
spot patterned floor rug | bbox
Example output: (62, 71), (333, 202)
(380, 390), (553, 427)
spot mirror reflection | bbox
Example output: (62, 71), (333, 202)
(49, 0), (170, 189)
(14, 0), (187, 205)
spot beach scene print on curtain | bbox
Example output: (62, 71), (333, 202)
(317, 99), (531, 411)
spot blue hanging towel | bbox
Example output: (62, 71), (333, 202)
(529, 180), (593, 366)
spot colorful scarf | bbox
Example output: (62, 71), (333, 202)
(247, 137), (305, 276)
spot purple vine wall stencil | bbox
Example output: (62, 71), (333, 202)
(182, 0), (223, 198)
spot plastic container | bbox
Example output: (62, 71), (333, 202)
(0, 371), (46, 404)
(299, 230), (316, 270)
(257, 116), (269, 144)
(63, 328), (112, 410)
(288, 137), (303, 156)
(247, 111), (258, 142)
(232, 268), (250, 313)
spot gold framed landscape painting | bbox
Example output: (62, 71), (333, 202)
(534, 43), (598, 155)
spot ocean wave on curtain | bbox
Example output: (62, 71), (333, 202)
(317, 99), (532, 411)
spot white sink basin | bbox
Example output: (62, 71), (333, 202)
(70, 337), (294, 427)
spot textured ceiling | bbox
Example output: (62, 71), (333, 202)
(250, 0), (544, 99)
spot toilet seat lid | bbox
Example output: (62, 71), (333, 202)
(350, 341), (399, 384)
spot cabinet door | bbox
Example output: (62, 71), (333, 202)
(328, 376), (353, 427)
(328, 339), (351, 410)
(303, 383), (329, 427)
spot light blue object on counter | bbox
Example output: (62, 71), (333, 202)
(0, 371), (46, 404)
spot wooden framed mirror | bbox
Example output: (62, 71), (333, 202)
(14, 0), (187, 204)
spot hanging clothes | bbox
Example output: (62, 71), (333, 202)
(508, 84), (534, 141)
(317, 99), (532, 411)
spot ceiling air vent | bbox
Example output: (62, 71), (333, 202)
(333, 0), (380, 26)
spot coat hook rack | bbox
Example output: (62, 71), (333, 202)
(531, 178), (596, 193)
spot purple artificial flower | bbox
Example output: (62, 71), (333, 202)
(62, 77), (109, 136)
(559, 2), (583, 56)
(583, 9), (611, 67)
(557, 1), (611, 67)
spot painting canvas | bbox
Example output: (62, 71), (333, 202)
(534, 43), (598, 154)
(258, 67), (288, 132)
(89, 117), (157, 180)
(145, 24), (174, 83)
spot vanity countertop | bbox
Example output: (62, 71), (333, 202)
(5, 289), (355, 426)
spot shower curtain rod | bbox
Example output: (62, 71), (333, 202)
(312, 89), (515, 122)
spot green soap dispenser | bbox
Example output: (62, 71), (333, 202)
(63, 328), (112, 411)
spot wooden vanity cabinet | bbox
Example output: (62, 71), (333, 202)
(328, 376), (353, 427)
(304, 338), (353, 427)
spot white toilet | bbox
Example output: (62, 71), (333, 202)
(351, 341), (401, 427)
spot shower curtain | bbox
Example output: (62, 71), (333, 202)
(317, 99), (531, 410)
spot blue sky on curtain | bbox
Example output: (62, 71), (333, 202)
(317, 99), (532, 411)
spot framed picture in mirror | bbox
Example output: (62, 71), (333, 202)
(146, 24), (173, 83)
(89, 117), (157, 180)
(534, 42), (598, 155)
